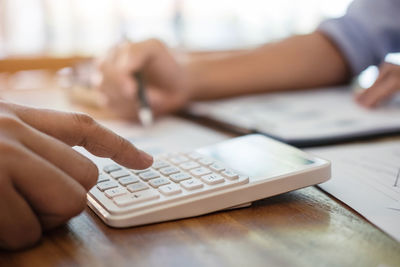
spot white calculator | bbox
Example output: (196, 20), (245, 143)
(87, 134), (330, 227)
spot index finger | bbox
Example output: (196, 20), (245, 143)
(11, 104), (153, 169)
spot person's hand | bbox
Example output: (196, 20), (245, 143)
(95, 39), (190, 120)
(0, 101), (153, 250)
(355, 62), (400, 108)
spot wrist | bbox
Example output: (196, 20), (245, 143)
(181, 59), (207, 101)
(176, 50), (210, 102)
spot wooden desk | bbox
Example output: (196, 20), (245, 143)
(0, 56), (90, 73)
(0, 89), (399, 267)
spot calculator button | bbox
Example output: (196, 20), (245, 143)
(149, 177), (171, 188)
(198, 158), (214, 165)
(110, 170), (131, 179)
(105, 187), (128, 199)
(180, 179), (203, 190)
(170, 172), (192, 182)
(114, 190), (160, 207)
(209, 163), (225, 172)
(152, 160), (170, 170)
(190, 167), (212, 177)
(238, 175), (250, 182)
(118, 175), (140, 186)
(103, 164), (121, 173)
(201, 174), (225, 185)
(159, 166), (180, 176)
(179, 161), (200, 170)
(131, 168), (151, 174)
(158, 184), (182, 196)
(221, 170), (239, 180)
(127, 182), (149, 193)
(169, 155), (189, 164)
(187, 152), (202, 160)
(139, 170), (160, 181)
(97, 173), (110, 183)
(97, 181), (119, 191)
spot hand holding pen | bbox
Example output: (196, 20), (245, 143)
(95, 39), (190, 122)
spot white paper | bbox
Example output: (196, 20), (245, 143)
(88, 116), (230, 155)
(307, 142), (400, 242)
(189, 87), (400, 141)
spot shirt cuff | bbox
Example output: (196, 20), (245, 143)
(318, 17), (380, 76)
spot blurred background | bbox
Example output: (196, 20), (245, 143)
(0, 0), (352, 56)
(0, 0), (352, 93)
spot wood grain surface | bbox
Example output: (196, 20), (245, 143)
(1, 187), (399, 267)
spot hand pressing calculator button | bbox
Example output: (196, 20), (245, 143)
(86, 134), (330, 228)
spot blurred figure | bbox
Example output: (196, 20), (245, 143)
(96, 0), (400, 121)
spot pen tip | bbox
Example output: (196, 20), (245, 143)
(139, 108), (153, 127)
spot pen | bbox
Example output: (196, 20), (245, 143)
(135, 72), (153, 127)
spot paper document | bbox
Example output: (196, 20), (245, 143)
(188, 86), (400, 146)
(85, 116), (230, 156)
(307, 142), (400, 242)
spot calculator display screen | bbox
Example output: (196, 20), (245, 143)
(197, 135), (315, 180)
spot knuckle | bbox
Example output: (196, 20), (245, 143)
(109, 136), (128, 160)
(72, 112), (95, 129)
(116, 135), (129, 152)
